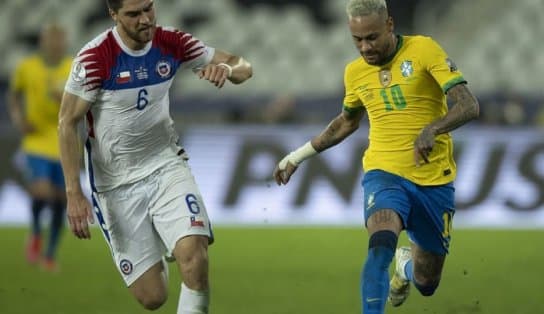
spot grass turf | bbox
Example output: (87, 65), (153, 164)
(0, 227), (541, 314)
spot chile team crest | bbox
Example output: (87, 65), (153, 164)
(156, 60), (172, 78)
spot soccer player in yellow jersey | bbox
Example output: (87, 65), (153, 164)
(273, 0), (479, 313)
(7, 22), (72, 271)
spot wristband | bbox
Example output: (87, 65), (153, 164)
(217, 63), (233, 78)
(278, 141), (318, 169)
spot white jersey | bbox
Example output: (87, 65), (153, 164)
(65, 26), (214, 192)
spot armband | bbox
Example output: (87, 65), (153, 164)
(278, 141), (318, 169)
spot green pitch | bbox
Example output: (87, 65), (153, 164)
(0, 227), (541, 314)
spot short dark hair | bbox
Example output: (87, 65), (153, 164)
(106, 0), (124, 12)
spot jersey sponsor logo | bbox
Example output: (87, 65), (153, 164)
(156, 60), (172, 78)
(120, 259), (133, 275)
(116, 71), (132, 84)
(446, 58), (458, 72)
(135, 66), (149, 80)
(379, 69), (392, 87)
(71, 62), (86, 82)
(400, 60), (413, 77)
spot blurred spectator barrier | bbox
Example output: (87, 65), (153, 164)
(1, 125), (543, 228)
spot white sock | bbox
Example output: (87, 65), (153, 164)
(177, 282), (209, 314)
(161, 258), (169, 282)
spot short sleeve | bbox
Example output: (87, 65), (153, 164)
(342, 64), (363, 113)
(155, 27), (215, 72)
(178, 36), (215, 72)
(421, 37), (466, 93)
(64, 48), (105, 103)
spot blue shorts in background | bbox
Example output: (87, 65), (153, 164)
(24, 154), (65, 188)
(362, 169), (455, 255)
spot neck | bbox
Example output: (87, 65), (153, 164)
(41, 53), (62, 66)
(117, 26), (146, 50)
(385, 34), (398, 59)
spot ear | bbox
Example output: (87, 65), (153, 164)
(109, 8), (117, 22)
(386, 16), (394, 32)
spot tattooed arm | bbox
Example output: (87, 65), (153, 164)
(273, 108), (365, 185)
(414, 83), (479, 166)
(312, 108), (365, 152)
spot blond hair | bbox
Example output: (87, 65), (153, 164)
(346, 0), (388, 18)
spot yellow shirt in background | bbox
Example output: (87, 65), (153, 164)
(10, 54), (72, 160)
(343, 35), (466, 185)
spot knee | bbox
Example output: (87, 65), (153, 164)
(136, 292), (168, 311)
(413, 276), (440, 297)
(178, 244), (208, 270)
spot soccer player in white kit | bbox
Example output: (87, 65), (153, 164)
(58, 0), (252, 313)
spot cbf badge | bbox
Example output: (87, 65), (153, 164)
(400, 60), (413, 77)
(379, 69), (392, 87)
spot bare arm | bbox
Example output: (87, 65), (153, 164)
(210, 49), (252, 84)
(414, 83), (479, 165)
(274, 108), (365, 185)
(6, 90), (33, 134)
(58, 92), (90, 194)
(428, 83), (479, 134)
(58, 92), (94, 239)
(311, 108), (365, 152)
(197, 49), (253, 87)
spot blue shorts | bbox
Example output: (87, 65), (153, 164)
(362, 169), (455, 255)
(24, 154), (65, 188)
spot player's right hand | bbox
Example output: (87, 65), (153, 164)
(66, 191), (95, 240)
(273, 156), (298, 185)
(16, 120), (36, 135)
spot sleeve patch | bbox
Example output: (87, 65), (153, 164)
(71, 62), (87, 82)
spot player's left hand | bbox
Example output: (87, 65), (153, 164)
(197, 64), (230, 88)
(414, 126), (436, 167)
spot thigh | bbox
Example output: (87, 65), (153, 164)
(150, 160), (214, 256)
(95, 182), (165, 287)
(406, 183), (455, 255)
(362, 170), (410, 232)
(24, 154), (56, 198)
(49, 160), (65, 189)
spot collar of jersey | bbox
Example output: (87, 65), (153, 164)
(112, 26), (152, 57)
(375, 34), (403, 66)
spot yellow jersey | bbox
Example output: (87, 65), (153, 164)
(10, 54), (72, 160)
(343, 35), (466, 185)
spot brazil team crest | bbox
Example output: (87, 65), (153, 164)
(379, 69), (392, 87)
(400, 60), (413, 77)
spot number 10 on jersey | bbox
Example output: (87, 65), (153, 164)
(380, 85), (407, 111)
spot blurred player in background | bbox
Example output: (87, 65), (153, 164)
(273, 0), (479, 313)
(58, 0), (252, 313)
(7, 21), (72, 272)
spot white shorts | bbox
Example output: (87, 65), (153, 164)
(92, 159), (213, 286)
